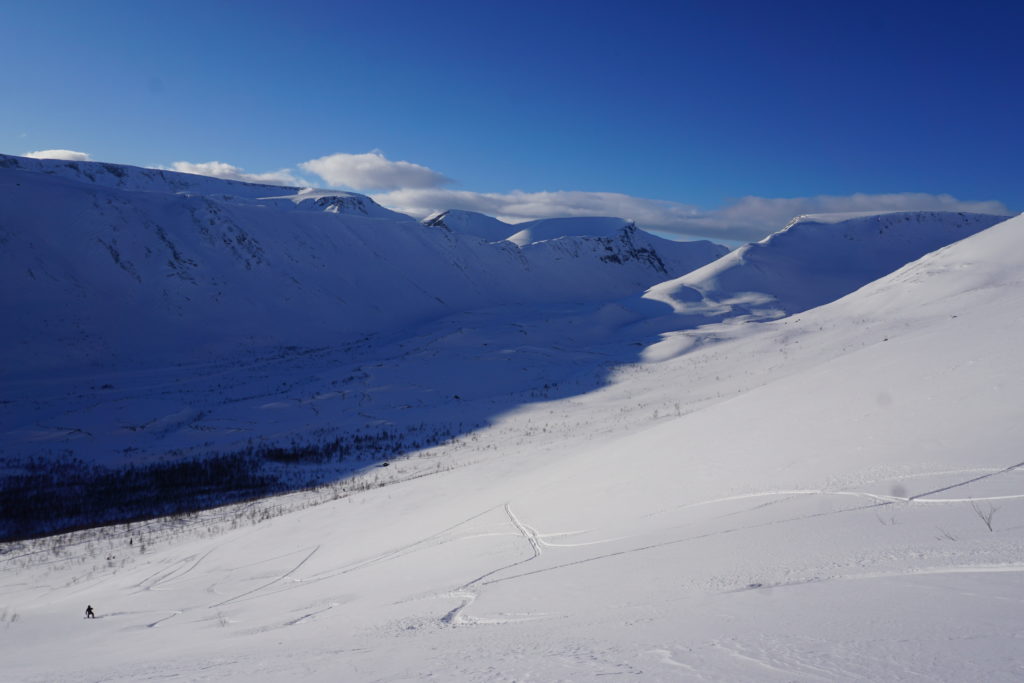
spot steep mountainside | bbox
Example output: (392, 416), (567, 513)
(514, 220), (728, 281)
(422, 210), (730, 277)
(0, 155), (725, 376)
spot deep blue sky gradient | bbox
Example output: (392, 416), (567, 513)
(2, 0), (1022, 209)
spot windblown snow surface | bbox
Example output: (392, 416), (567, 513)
(2, 156), (1023, 681)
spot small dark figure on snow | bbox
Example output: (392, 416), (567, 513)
(85, 605), (95, 619)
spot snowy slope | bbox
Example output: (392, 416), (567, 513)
(422, 209), (514, 241)
(422, 210), (731, 280)
(3, 214), (1022, 681)
(0, 153), (405, 219)
(506, 216), (729, 282)
(645, 210), (1009, 322)
(0, 154), (725, 377)
(506, 216), (635, 246)
(515, 220), (729, 282)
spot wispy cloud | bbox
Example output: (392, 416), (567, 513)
(300, 151), (452, 192)
(24, 149), (92, 161)
(373, 187), (702, 228)
(372, 188), (1011, 242)
(169, 161), (307, 187)
(158, 152), (1011, 242)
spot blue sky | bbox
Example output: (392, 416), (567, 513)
(3, 0), (1022, 240)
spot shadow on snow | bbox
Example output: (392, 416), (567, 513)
(1, 297), (687, 541)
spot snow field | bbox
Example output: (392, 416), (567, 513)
(4, 215), (1024, 680)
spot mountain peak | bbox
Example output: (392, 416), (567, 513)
(505, 216), (635, 246)
(422, 209), (513, 241)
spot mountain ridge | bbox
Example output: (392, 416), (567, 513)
(644, 210), (1010, 323)
(0, 154), (727, 376)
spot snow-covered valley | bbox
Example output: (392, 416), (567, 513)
(2, 155), (1022, 681)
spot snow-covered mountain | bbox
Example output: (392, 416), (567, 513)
(421, 209), (731, 281)
(0, 154), (725, 376)
(645, 210), (1009, 322)
(422, 209), (514, 241)
(4, 207), (1022, 681)
(0, 153), (404, 217)
(512, 218), (729, 280)
(508, 217), (731, 283)
(505, 216), (637, 245)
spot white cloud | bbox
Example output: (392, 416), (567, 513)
(374, 187), (702, 227)
(372, 188), (1012, 242)
(24, 149), (92, 161)
(169, 161), (307, 187)
(158, 152), (1012, 243)
(300, 151), (452, 191)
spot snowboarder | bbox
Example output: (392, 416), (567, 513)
(85, 605), (95, 619)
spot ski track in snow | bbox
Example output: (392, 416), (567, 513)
(209, 545), (320, 608)
(651, 461), (1024, 519)
(480, 464), (1024, 590)
(151, 506), (509, 616)
(427, 462), (1024, 625)
(505, 504), (543, 561)
(442, 504), (545, 625)
(136, 546), (218, 592)
(294, 506), (503, 590)
(908, 460), (1024, 500)
(145, 610), (182, 629)
(282, 601), (337, 627)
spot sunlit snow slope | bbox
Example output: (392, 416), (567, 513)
(645, 210), (1009, 322)
(3, 205), (1022, 681)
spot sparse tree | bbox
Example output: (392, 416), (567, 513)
(970, 500), (998, 532)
